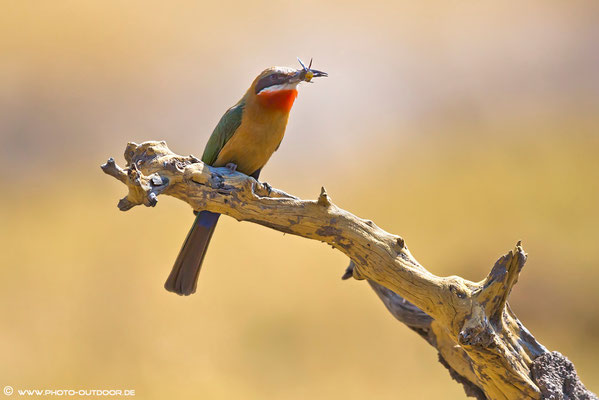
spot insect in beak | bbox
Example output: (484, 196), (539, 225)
(297, 57), (328, 82)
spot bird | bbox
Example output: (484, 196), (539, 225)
(165, 59), (327, 296)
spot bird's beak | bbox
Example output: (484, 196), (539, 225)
(292, 67), (328, 83)
(308, 69), (328, 79)
(295, 57), (328, 82)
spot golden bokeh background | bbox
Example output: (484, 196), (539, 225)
(1, 1), (598, 398)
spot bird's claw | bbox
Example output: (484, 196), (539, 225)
(261, 181), (272, 195)
(225, 163), (237, 172)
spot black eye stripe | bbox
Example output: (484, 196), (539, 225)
(255, 73), (290, 94)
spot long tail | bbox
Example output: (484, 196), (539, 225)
(164, 211), (220, 296)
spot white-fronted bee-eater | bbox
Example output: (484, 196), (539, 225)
(165, 59), (327, 295)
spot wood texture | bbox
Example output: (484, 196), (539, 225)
(102, 141), (597, 400)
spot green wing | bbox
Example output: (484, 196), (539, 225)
(201, 100), (245, 165)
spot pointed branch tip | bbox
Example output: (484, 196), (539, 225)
(317, 186), (331, 206)
(101, 158), (127, 183)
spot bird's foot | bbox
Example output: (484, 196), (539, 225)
(261, 181), (272, 195)
(225, 163), (238, 172)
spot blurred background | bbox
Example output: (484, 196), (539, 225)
(1, 1), (598, 398)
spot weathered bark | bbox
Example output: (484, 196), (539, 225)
(102, 141), (597, 400)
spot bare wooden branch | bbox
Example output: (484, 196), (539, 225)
(103, 141), (597, 400)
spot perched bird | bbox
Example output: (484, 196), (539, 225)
(165, 59), (327, 295)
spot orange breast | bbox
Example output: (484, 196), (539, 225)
(213, 88), (296, 175)
(256, 89), (298, 112)
(213, 107), (290, 175)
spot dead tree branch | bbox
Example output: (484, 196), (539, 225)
(102, 141), (597, 400)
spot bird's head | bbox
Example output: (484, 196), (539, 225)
(250, 58), (327, 112)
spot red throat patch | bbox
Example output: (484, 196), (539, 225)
(256, 89), (298, 112)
